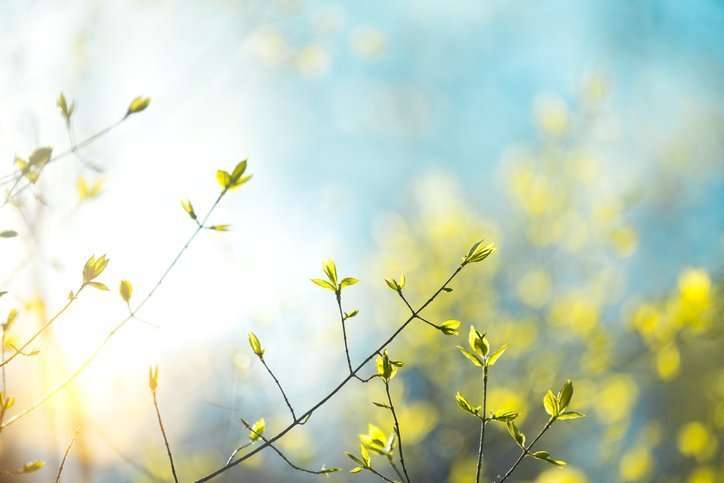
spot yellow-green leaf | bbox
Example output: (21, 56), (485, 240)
(181, 199), (197, 220)
(340, 277), (359, 288)
(148, 365), (159, 392)
(248, 331), (264, 358)
(216, 170), (231, 189)
(558, 380), (573, 410)
(457, 346), (483, 367)
(438, 319), (461, 335)
(486, 344), (508, 367)
(311, 278), (336, 291)
(119, 280), (133, 303)
(543, 390), (558, 416)
(248, 417), (265, 441)
(127, 96), (151, 115)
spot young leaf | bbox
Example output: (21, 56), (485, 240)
(127, 96), (151, 115)
(486, 344), (509, 366)
(248, 331), (264, 358)
(543, 390), (559, 417)
(82, 254), (109, 284)
(455, 392), (480, 416)
(457, 346), (484, 367)
(557, 411), (585, 421)
(87, 281), (109, 291)
(181, 199), (197, 220)
(489, 410), (519, 422)
(462, 240), (496, 265)
(438, 319), (461, 335)
(208, 224), (231, 231)
(322, 260), (338, 286)
(311, 278), (336, 291)
(344, 309), (359, 319)
(21, 460), (45, 473)
(216, 170), (231, 189)
(359, 444), (371, 467)
(506, 421), (526, 448)
(558, 380), (574, 411)
(148, 366), (159, 392)
(0, 230), (18, 238)
(119, 280), (133, 303)
(339, 277), (359, 289)
(248, 417), (266, 441)
(57, 93), (75, 120)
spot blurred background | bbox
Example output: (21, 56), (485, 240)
(0, 0), (723, 482)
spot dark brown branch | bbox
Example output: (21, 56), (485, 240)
(385, 381), (411, 483)
(152, 391), (179, 483)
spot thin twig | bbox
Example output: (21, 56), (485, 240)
(1, 190), (229, 430)
(335, 291), (363, 381)
(225, 442), (252, 466)
(196, 264), (465, 482)
(475, 365), (488, 483)
(497, 417), (555, 483)
(385, 381), (411, 483)
(240, 418), (332, 475)
(152, 390), (179, 483)
(260, 358), (296, 421)
(0, 286), (83, 368)
(55, 434), (76, 483)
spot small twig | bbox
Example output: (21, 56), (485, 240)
(497, 417), (556, 483)
(335, 292), (359, 379)
(0, 286), (83, 368)
(475, 365), (488, 483)
(385, 381), (411, 483)
(55, 434), (76, 483)
(225, 442), (253, 466)
(260, 358), (296, 422)
(240, 418), (332, 475)
(152, 390), (179, 483)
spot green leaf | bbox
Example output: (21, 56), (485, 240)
(489, 409), (519, 422)
(344, 309), (359, 319)
(543, 390), (559, 416)
(530, 451), (566, 466)
(230, 160), (248, 182)
(0, 230), (18, 238)
(340, 277), (359, 288)
(346, 452), (364, 466)
(467, 325), (489, 356)
(462, 240), (496, 265)
(372, 401), (391, 409)
(506, 421), (526, 448)
(442, 287), (453, 293)
(248, 331), (264, 358)
(311, 278), (336, 291)
(384, 278), (400, 291)
(486, 344), (509, 367)
(558, 380), (574, 411)
(455, 392), (480, 416)
(456, 346), (484, 367)
(557, 411), (585, 421)
(376, 350), (402, 381)
(438, 319), (461, 335)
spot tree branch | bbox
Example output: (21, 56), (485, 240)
(385, 380), (411, 483)
(196, 264), (464, 482)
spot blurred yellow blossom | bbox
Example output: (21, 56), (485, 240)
(619, 445), (652, 481)
(678, 422), (717, 461)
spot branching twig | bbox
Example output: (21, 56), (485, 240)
(240, 418), (333, 476)
(196, 264), (464, 482)
(0, 287), (83, 368)
(0, 190), (230, 430)
(497, 417), (555, 483)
